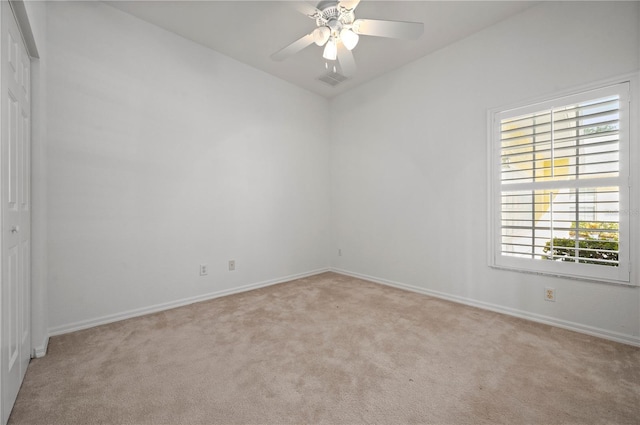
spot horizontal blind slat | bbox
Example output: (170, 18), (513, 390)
(501, 118), (619, 142)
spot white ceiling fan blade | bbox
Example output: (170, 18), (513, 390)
(292, 1), (322, 19)
(353, 19), (424, 40)
(271, 33), (315, 61)
(337, 42), (356, 77)
(339, 0), (361, 12)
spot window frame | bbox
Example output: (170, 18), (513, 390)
(488, 77), (637, 286)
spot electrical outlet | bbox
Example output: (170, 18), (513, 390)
(200, 264), (208, 276)
(544, 287), (556, 302)
(228, 260), (235, 271)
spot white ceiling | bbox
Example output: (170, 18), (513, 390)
(106, 0), (538, 98)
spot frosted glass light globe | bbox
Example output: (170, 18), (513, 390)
(323, 39), (337, 60)
(313, 27), (331, 46)
(340, 29), (359, 51)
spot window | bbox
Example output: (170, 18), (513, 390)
(489, 82), (632, 284)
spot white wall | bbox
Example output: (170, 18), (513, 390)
(330, 1), (640, 344)
(46, 1), (331, 333)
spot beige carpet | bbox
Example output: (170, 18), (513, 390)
(9, 272), (640, 424)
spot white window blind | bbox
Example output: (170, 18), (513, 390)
(490, 82), (631, 284)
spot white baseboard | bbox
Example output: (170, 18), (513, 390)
(48, 268), (330, 337)
(331, 268), (640, 348)
(32, 335), (49, 358)
(46, 266), (640, 347)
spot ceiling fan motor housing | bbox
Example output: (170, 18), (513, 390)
(315, 1), (355, 30)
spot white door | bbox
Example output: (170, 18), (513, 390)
(0, 1), (31, 423)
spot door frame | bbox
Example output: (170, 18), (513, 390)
(0, 1), (39, 424)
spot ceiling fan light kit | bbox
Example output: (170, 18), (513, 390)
(271, 0), (424, 80)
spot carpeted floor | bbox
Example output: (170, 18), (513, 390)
(9, 272), (640, 424)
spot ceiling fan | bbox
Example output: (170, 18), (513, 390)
(271, 0), (424, 77)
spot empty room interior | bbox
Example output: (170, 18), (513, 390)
(1, 0), (639, 424)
